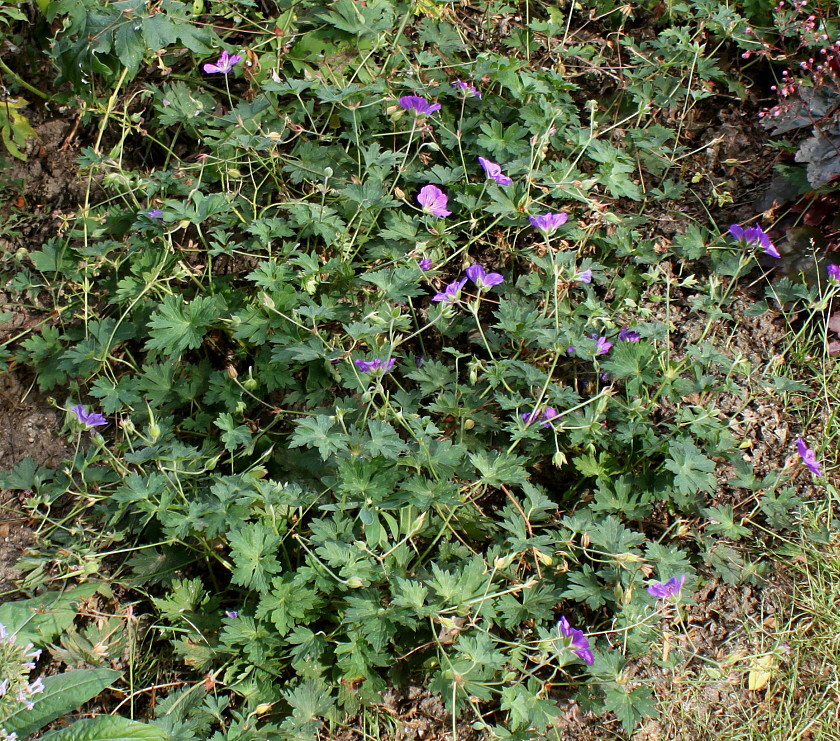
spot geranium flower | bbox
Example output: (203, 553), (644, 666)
(575, 269), (592, 284)
(796, 437), (822, 476)
(451, 79), (481, 98)
(477, 156), (512, 186)
(619, 327), (641, 342)
(529, 212), (568, 236)
(521, 407), (559, 428)
(827, 264), (840, 281)
(432, 277), (467, 304)
(417, 184), (451, 217)
(647, 574), (687, 600)
(203, 50), (242, 74)
(729, 223), (780, 258)
(147, 209), (163, 220)
(354, 358), (396, 374)
(418, 258), (433, 271)
(399, 95), (441, 116)
(70, 405), (107, 429)
(588, 335), (612, 355)
(465, 264), (504, 291)
(557, 616), (595, 665)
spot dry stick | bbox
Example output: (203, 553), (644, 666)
(499, 483), (542, 579)
(110, 681), (187, 714)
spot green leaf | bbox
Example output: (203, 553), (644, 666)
(145, 295), (221, 357)
(702, 505), (751, 540)
(365, 419), (408, 460)
(40, 717), (168, 741)
(1, 669), (121, 738)
(0, 585), (101, 645)
(289, 414), (349, 460)
(561, 565), (607, 609)
(663, 439), (717, 506)
(601, 684), (656, 733)
(228, 523), (282, 591)
(469, 450), (529, 487)
(214, 413), (253, 452)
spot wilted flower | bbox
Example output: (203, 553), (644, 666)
(147, 209), (163, 220)
(432, 277), (468, 304)
(399, 95), (441, 116)
(70, 405), (107, 429)
(465, 264), (504, 291)
(619, 327), (641, 342)
(827, 264), (840, 281)
(477, 156), (512, 186)
(451, 79), (481, 98)
(647, 574), (687, 600)
(729, 223), (780, 258)
(796, 437), (822, 476)
(529, 212), (568, 236)
(418, 258), (433, 271)
(354, 358), (396, 375)
(224, 610), (239, 619)
(556, 616), (594, 665)
(575, 269), (592, 284)
(417, 184), (451, 217)
(203, 50), (242, 74)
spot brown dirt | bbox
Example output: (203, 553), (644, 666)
(1, 114), (83, 597)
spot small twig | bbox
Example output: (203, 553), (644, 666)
(110, 681), (187, 714)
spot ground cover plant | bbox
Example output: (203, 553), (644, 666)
(1, 0), (839, 738)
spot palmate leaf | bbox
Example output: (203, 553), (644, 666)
(289, 414), (349, 460)
(145, 295), (222, 357)
(228, 523), (282, 591)
(601, 683), (657, 733)
(663, 438), (717, 507)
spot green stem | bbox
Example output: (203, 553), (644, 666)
(0, 57), (51, 100)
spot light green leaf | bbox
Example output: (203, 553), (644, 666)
(40, 717), (168, 741)
(1, 669), (121, 738)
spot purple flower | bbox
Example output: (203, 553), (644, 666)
(557, 616), (594, 665)
(567, 346), (576, 354)
(827, 264), (840, 281)
(203, 50), (242, 74)
(619, 327), (641, 342)
(417, 184), (451, 217)
(418, 258), (433, 271)
(575, 269), (592, 284)
(465, 264), (504, 291)
(432, 277), (468, 304)
(225, 610), (239, 619)
(588, 335), (612, 355)
(399, 95), (441, 116)
(729, 223), (780, 258)
(796, 437), (822, 476)
(647, 574), (687, 600)
(0, 679), (8, 697)
(529, 212), (568, 236)
(147, 209), (163, 220)
(522, 407), (559, 428)
(451, 79), (481, 98)
(70, 405), (107, 429)
(477, 157), (512, 186)
(354, 358), (396, 375)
